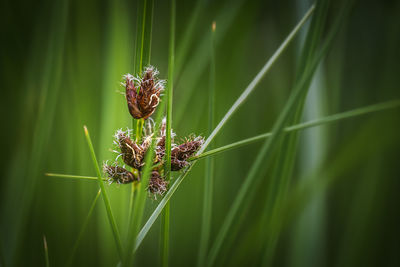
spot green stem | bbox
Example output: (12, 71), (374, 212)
(83, 126), (124, 260)
(136, 118), (144, 142)
(161, 0), (175, 265)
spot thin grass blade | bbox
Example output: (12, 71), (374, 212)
(83, 126), (124, 260)
(66, 189), (101, 266)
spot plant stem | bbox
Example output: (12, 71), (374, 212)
(136, 118), (144, 142)
(83, 126), (124, 260)
(161, 0), (175, 265)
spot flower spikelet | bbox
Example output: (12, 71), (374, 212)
(124, 66), (164, 119)
(103, 163), (138, 184)
(148, 170), (168, 196)
(171, 136), (204, 171)
(114, 129), (151, 170)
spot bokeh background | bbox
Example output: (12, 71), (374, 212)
(1, 0), (400, 266)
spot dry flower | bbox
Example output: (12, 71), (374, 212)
(148, 170), (168, 197)
(103, 163), (138, 184)
(124, 66), (164, 120)
(113, 129), (152, 170)
(171, 136), (204, 171)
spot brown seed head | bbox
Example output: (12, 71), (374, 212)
(124, 66), (164, 120)
(114, 129), (151, 170)
(171, 136), (204, 171)
(103, 164), (138, 184)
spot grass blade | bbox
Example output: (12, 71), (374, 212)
(191, 99), (400, 161)
(161, 0), (175, 265)
(206, 2), (340, 263)
(66, 189), (101, 266)
(197, 21), (217, 267)
(132, 5), (315, 252)
(83, 126), (123, 260)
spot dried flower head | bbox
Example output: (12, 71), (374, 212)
(113, 129), (152, 170)
(155, 117), (176, 164)
(148, 170), (168, 197)
(171, 136), (204, 171)
(124, 66), (164, 120)
(103, 163), (138, 184)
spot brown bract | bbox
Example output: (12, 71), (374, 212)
(125, 66), (164, 119)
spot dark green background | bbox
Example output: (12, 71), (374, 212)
(1, 0), (400, 266)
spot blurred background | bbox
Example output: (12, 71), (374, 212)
(1, 0), (400, 266)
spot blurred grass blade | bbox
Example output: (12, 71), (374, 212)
(43, 235), (49, 267)
(206, 2), (341, 263)
(175, 0), (205, 74)
(161, 0), (175, 265)
(175, 0), (250, 123)
(202, 4), (315, 150)
(45, 173), (106, 181)
(66, 189), (101, 266)
(83, 126), (124, 260)
(132, 5), (315, 252)
(197, 21), (217, 267)
(3, 0), (70, 264)
(260, 1), (331, 264)
(134, 0), (154, 73)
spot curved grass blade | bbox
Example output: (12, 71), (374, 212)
(83, 126), (124, 260)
